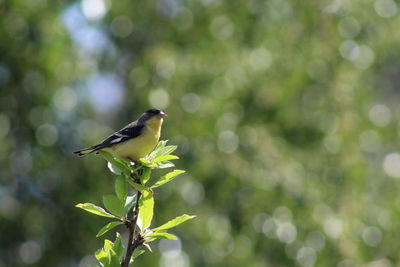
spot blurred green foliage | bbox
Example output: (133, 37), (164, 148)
(1, 0), (400, 266)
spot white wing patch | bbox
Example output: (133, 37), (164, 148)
(109, 137), (123, 144)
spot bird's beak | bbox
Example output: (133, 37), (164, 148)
(159, 111), (167, 118)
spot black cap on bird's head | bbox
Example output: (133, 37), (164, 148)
(139, 108), (167, 122)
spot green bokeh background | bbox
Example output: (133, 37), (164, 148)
(1, 0), (400, 266)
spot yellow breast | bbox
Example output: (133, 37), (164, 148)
(103, 117), (163, 161)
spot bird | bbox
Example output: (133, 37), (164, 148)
(73, 109), (167, 162)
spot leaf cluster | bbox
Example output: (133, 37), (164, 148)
(76, 141), (195, 266)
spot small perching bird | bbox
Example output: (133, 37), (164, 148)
(73, 109), (167, 161)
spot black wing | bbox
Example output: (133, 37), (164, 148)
(96, 120), (145, 149)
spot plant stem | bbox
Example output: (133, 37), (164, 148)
(122, 190), (142, 267)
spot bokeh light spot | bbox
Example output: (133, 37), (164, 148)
(276, 222), (297, 244)
(248, 48), (272, 71)
(156, 58), (176, 79)
(81, 0), (110, 21)
(296, 247), (316, 267)
(354, 45), (375, 69)
(323, 217), (343, 239)
(305, 231), (325, 251)
(210, 16), (234, 40)
(338, 17), (360, 39)
(339, 40), (360, 61)
(179, 177), (205, 205)
(217, 130), (239, 153)
(262, 217), (276, 238)
(374, 0), (398, 18)
(110, 16), (133, 38)
(18, 241), (42, 264)
(383, 153), (400, 178)
(0, 195), (21, 219)
(36, 124), (58, 146)
(53, 87), (78, 112)
(362, 226), (382, 247)
(181, 93), (201, 113)
(369, 104), (392, 127)
(149, 88), (170, 109)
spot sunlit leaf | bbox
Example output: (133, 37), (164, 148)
(76, 203), (117, 218)
(115, 176), (128, 201)
(151, 170), (186, 188)
(103, 239), (113, 252)
(140, 167), (151, 185)
(96, 221), (123, 237)
(145, 140), (177, 161)
(138, 190), (154, 230)
(152, 154), (179, 163)
(138, 158), (154, 168)
(156, 161), (175, 169)
(146, 232), (177, 242)
(136, 214), (143, 232)
(103, 195), (124, 217)
(95, 248), (108, 265)
(151, 214), (196, 232)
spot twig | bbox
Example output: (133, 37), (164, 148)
(122, 189), (142, 267)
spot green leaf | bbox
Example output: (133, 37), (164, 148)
(160, 145), (177, 156)
(138, 158), (154, 168)
(124, 195), (136, 214)
(127, 179), (149, 192)
(140, 167), (151, 185)
(146, 232), (177, 242)
(96, 221), (123, 237)
(151, 214), (196, 232)
(76, 203), (117, 218)
(101, 239), (120, 267)
(100, 151), (134, 176)
(107, 248), (120, 267)
(107, 161), (122, 176)
(156, 161), (175, 169)
(138, 190), (154, 230)
(113, 233), (124, 259)
(115, 176), (128, 201)
(103, 239), (113, 252)
(95, 248), (108, 265)
(101, 152), (125, 174)
(103, 195), (124, 218)
(145, 141), (177, 162)
(130, 249), (145, 261)
(143, 243), (152, 252)
(151, 170), (186, 188)
(153, 154), (179, 163)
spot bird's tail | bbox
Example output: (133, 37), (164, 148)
(73, 145), (101, 156)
